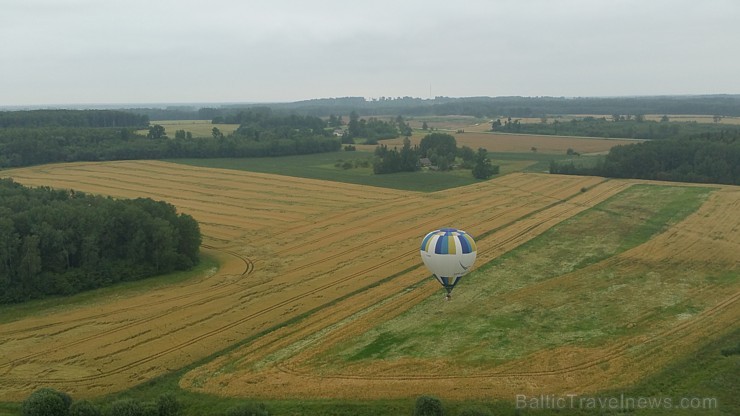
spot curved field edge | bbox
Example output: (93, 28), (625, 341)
(0, 252), (220, 325)
(183, 184), (739, 403)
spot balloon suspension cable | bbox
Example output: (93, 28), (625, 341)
(444, 286), (453, 301)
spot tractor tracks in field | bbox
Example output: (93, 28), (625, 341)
(263, 180), (643, 381)
(269, 182), (739, 384)
(0, 245), (254, 371)
(0, 175), (630, 394)
(268, 176), (607, 281)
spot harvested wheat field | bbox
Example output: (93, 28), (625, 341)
(181, 184), (739, 400)
(383, 132), (641, 154)
(1, 160), (737, 404)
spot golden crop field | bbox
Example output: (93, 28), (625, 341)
(1, 161), (737, 404)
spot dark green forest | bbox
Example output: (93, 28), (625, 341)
(551, 130), (740, 185)
(0, 179), (201, 303)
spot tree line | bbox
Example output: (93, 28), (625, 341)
(0, 109), (148, 128)
(493, 116), (740, 140)
(550, 130), (740, 185)
(19, 387), (269, 416)
(0, 179), (201, 303)
(117, 95), (740, 121)
(17, 387), (493, 416)
(0, 110), (341, 169)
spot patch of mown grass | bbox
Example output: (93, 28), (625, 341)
(323, 184), (714, 366)
(0, 253), (218, 324)
(347, 332), (410, 361)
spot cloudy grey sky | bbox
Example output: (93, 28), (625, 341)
(2, 0), (739, 106)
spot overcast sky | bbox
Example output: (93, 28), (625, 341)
(2, 0), (739, 106)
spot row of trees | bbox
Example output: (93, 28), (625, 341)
(20, 387), (272, 416)
(20, 388), (184, 416)
(0, 179), (201, 303)
(213, 107), (328, 135)
(0, 108), (344, 169)
(492, 117), (740, 140)
(0, 110), (148, 128)
(19, 388), (494, 416)
(0, 127), (341, 169)
(372, 133), (498, 179)
(550, 131), (740, 185)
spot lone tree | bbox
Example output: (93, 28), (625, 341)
(212, 127), (224, 140)
(146, 124), (167, 139)
(472, 148), (498, 179)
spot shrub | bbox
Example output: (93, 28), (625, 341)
(21, 388), (71, 416)
(108, 399), (144, 416)
(69, 400), (101, 416)
(141, 402), (159, 416)
(413, 395), (444, 416)
(156, 393), (182, 416)
(457, 406), (492, 416)
(721, 342), (740, 357)
(224, 402), (269, 416)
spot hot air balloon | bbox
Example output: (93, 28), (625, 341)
(420, 228), (477, 300)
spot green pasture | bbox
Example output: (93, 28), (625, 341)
(168, 152), (482, 192)
(167, 151), (591, 192)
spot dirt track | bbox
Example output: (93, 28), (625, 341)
(1, 161), (737, 402)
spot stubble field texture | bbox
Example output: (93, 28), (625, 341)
(0, 160), (737, 408)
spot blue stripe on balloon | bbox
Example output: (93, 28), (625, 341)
(435, 235), (448, 254)
(458, 235), (471, 253)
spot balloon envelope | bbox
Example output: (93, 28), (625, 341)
(420, 228), (477, 293)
